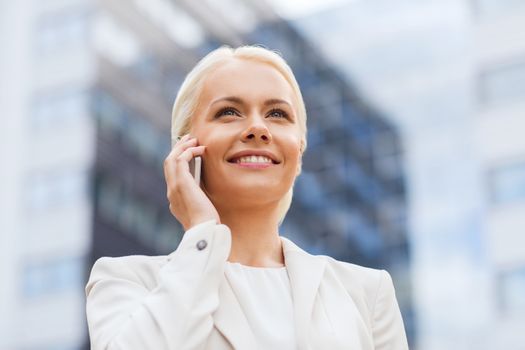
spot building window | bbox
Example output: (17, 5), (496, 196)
(377, 196), (406, 240)
(31, 88), (87, 129)
(92, 90), (127, 135)
(374, 154), (402, 180)
(155, 218), (183, 254)
(97, 176), (122, 222)
(489, 161), (525, 205)
(295, 172), (324, 210)
(498, 266), (525, 315)
(124, 114), (162, 163)
(21, 256), (84, 298)
(478, 59), (525, 107)
(92, 12), (142, 68)
(204, 0), (257, 33)
(92, 90), (169, 164)
(134, 0), (205, 48)
(472, 0), (525, 18)
(96, 175), (168, 248)
(26, 169), (88, 211)
(34, 9), (89, 54)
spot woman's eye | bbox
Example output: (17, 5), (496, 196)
(268, 109), (288, 119)
(216, 108), (238, 118)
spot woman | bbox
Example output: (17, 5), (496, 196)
(86, 45), (408, 349)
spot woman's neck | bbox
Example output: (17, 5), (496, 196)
(218, 204), (284, 268)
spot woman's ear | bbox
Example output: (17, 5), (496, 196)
(296, 140), (305, 176)
(296, 156), (302, 176)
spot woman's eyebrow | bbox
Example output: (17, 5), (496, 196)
(210, 96), (292, 107)
(263, 98), (292, 107)
(210, 96), (244, 106)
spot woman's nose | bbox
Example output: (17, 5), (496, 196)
(241, 119), (272, 143)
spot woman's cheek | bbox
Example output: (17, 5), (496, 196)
(288, 136), (303, 158)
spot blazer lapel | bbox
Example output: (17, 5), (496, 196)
(213, 237), (327, 350)
(281, 236), (326, 350)
(213, 276), (258, 349)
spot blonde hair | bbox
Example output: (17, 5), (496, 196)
(171, 45), (307, 225)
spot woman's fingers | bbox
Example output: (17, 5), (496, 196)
(177, 145), (206, 163)
(163, 137), (188, 186)
(163, 136), (206, 195)
(174, 145), (206, 184)
(171, 136), (197, 156)
(162, 135), (219, 230)
(164, 137), (197, 176)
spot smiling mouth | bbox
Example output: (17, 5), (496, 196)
(227, 155), (280, 164)
(227, 161), (275, 169)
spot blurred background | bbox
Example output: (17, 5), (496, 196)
(1, 0), (524, 349)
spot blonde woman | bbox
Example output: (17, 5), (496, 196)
(86, 45), (409, 350)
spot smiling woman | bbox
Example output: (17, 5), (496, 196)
(85, 45), (409, 350)
(170, 46), (307, 231)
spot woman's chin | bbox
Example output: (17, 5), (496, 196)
(208, 183), (287, 205)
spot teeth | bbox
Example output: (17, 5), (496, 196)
(235, 155), (273, 163)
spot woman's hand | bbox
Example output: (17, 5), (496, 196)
(163, 134), (220, 231)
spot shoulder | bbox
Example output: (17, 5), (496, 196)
(281, 235), (391, 302)
(86, 254), (169, 293)
(321, 255), (387, 287)
(318, 255), (395, 311)
(321, 256), (408, 348)
(86, 220), (231, 296)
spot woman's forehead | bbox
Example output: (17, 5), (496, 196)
(200, 59), (296, 103)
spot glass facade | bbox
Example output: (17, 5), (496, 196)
(26, 169), (88, 211)
(479, 59), (525, 106)
(489, 161), (525, 205)
(91, 85), (176, 257)
(33, 6), (89, 55)
(498, 266), (525, 315)
(31, 88), (88, 129)
(472, 0), (525, 18)
(22, 257), (84, 299)
(291, 0), (525, 348)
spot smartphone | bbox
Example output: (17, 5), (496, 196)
(189, 156), (201, 185)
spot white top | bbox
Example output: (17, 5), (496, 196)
(224, 262), (297, 350)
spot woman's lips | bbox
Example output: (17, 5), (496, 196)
(228, 161), (274, 169)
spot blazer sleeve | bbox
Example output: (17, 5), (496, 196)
(85, 219), (231, 350)
(371, 270), (409, 350)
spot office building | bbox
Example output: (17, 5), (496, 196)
(295, 0), (525, 348)
(0, 0), (411, 348)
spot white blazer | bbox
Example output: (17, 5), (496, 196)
(86, 220), (408, 349)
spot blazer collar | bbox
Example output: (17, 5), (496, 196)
(214, 236), (326, 349)
(281, 236), (327, 350)
(213, 236), (325, 349)
(214, 277), (259, 349)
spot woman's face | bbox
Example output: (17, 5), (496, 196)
(190, 58), (303, 209)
